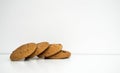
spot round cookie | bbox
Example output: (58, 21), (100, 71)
(38, 44), (62, 58)
(10, 43), (37, 61)
(46, 50), (71, 59)
(26, 42), (49, 59)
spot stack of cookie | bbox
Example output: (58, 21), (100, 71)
(10, 42), (71, 61)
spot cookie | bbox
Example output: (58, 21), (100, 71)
(10, 43), (37, 61)
(38, 44), (62, 58)
(46, 50), (71, 59)
(26, 42), (49, 59)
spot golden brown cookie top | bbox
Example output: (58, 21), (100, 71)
(47, 50), (71, 59)
(38, 44), (62, 58)
(10, 43), (37, 61)
(26, 42), (49, 59)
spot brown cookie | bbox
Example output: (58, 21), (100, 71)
(47, 50), (71, 59)
(38, 44), (62, 58)
(10, 43), (37, 61)
(26, 42), (49, 59)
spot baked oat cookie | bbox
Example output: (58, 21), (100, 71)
(46, 50), (71, 59)
(26, 42), (49, 59)
(10, 43), (37, 61)
(38, 44), (62, 58)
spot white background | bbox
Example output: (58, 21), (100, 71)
(1, 0), (120, 73)
(0, 0), (120, 54)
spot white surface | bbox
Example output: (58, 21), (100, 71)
(0, 0), (120, 54)
(1, 54), (120, 73)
